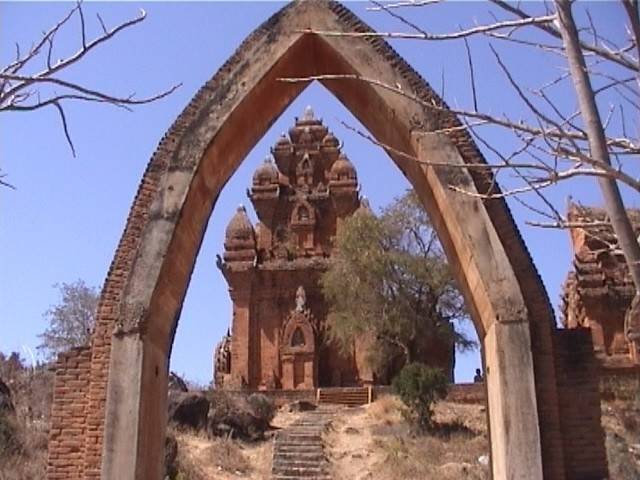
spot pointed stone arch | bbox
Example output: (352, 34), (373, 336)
(45, 2), (607, 479)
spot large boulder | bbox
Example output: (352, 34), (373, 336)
(208, 410), (270, 441)
(168, 392), (209, 430)
(247, 393), (276, 423)
(284, 400), (316, 412)
(168, 372), (188, 393)
(208, 391), (273, 441)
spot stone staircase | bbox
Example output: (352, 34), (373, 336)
(271, 409), (333, 480)
(317, 386), (370, 406)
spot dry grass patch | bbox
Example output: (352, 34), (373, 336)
(327, 396), (489, 480)
(601, 399), (640, 478)
(173, 430), (272, 480)
(373, 433), (487, 480)
(367, 395), (404, 421)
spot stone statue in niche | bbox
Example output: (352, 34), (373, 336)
(213, 329), (232, 388)
(291, 327), (306, 347)
(295, 285), (306, 312)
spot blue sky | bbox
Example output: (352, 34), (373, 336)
(1, 2), (635, 384)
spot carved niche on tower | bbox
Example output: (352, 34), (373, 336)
(280, 286), (318, 389)
(213, 331), (232, 388)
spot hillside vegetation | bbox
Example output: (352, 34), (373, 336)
(1, 352), (639, 479)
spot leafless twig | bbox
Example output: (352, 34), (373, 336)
(0, 1), (181, 158)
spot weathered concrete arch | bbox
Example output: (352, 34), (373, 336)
(45, 2), (608, 479)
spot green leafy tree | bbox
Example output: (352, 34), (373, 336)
(321, 191), (474, 378)
(392, 362), (449, 432)
(37, 280), (98, 360)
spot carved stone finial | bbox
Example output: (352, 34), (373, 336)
(295, 285), (306, 312)
(303, 105), (314, 120)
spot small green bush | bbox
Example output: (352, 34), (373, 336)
(392, 363), (448, 432)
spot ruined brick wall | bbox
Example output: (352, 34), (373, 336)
(81, 152), (169, 478)
(554, 328), (608, 480)
(45, 89), (191, 479)
(46, 346), (92, 480)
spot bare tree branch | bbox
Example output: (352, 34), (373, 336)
(367, 0), (442, 10)
(297, 14), (555, 41)
(556, 0), (640, 342)
(53, 100), (76, 157)
(278, 73), (640, 153)
(621, 0), (640, 68)
(463, 36), (478, 111)
(0, 2), (181, 160)
(490, 0), (640, 71)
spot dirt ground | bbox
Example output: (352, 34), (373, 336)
(173, 394), (640, 480)
(325, 396), (490, 480)
(172, 405), (305, 479)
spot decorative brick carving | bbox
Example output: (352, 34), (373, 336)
(214, 110), (455, 391)
(561, 202), (640, 370)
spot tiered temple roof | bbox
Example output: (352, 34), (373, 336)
(562, 203), (639, 310)
(562, 202), (640, 369)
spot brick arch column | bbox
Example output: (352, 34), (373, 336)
(45, 1), (608, 479)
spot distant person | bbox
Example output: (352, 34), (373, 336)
(473, 368), (484, 383)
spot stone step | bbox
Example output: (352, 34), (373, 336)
(275, 443), (323, 450)
(273, 459), (327, 469)
(274, 451), (325, 461)
(275, 444), (325, 454)
(286, 427), (325, 433)
(275, 436), (322, 444)
(272, 475), (331, 480)
(271, 410), (334, 480)
(276, 434), (322, 443)
(272, 465), (329, 477)
(317, 387), (369, 406)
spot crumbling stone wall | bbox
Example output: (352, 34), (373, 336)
(46, 347), (91, 479)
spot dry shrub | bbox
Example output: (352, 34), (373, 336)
(606, 432), (640, 479)
(0, 354), (55, 480)
(621, 409), (639, 434)
(369, 399), (489, 480)
(0, 412), (48, 480)
(601, 376), (639, 402)
(172, 433), (251, 480)
(0, 355), (53, 425)
(0, 412), (21, 457)
(205, 437), (250, 474)
(175, 447), (207, 480)
(370, 421), (411, 438)
(367, 395), (403, 419)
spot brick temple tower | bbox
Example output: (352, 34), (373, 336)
(562, 202), (640, 371)
(213, 107), (453, 390)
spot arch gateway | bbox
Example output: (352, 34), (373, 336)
(45, 2), (608, 479)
